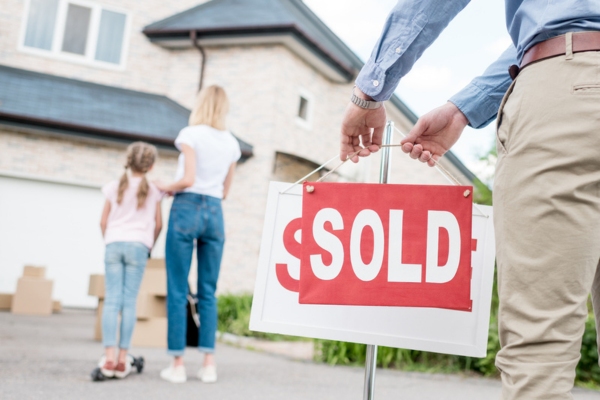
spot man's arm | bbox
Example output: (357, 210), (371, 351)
(400, 45), (518, 165)
(341, 0), (471, 161)
(449, 45), (517, 129)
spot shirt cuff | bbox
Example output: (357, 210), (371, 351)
(449, 82), (499, 129)
(355, 59), (388, 100)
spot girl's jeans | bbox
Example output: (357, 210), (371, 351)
(102, 241), (148, 349)
(165, 193), (224, 355)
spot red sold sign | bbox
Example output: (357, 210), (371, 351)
(285, 182), (473, 311)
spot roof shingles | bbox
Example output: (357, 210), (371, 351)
(0, 65), (253, 157)
(143, 0), (364, 77)
(0, 65), (189, 139)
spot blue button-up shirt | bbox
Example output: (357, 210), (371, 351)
(356, 1), (600, 128)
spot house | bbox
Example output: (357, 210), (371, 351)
(0, 0), (477, 307)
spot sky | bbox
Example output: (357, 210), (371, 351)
(303, 0), (511, 179)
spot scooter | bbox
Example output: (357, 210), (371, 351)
(90, 354), (144, 382)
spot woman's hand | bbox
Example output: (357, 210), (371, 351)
(152, 145), (196, 194)
(154, 180), (169, 192)
(154, 181), (175, 196)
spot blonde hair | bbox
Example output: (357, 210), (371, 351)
(117, 142), (158, 209)
(188, 85), (229, 130)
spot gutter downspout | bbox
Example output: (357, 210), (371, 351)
(190, 30), (206, 91)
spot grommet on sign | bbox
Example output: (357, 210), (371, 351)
(306, 185), (315, 193)
(464, 190), (471, 198)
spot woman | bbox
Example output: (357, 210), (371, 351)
(156, 85), (240, 383)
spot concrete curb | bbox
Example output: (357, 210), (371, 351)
(217, 332), (314, 361)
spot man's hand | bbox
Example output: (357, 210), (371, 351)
(340, 89), (387, 163)
(401, 102), (468, 167)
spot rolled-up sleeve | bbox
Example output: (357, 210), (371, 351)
(449, 45), (517, 128)
(356, 0), (471, 101)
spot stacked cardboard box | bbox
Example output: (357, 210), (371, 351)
(132, 258), (167, 347)
(88, 274), (105, 341)
(11, 266), (54, 316)
(0, 293), (13, 310)
(89, 259), (168, 347)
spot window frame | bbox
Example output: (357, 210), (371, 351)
(19, 0), (131, 70)
(295, 87), (314, 130)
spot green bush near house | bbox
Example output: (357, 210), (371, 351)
(216, 290), (598, 387)
(313, 293), (599, 388)
(577, 313), (600, 387)
(217, 293), (307, 342)
(314, 275), (502, 376)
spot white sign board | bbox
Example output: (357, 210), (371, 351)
(250, 182), (495, 357)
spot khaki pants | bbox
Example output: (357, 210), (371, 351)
(494, 34), (600, 399)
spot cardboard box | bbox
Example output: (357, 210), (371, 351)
(0, 293), (13, 310)
(52, 300), (62, 313)
(139, 267), (167, 296)
(88, 274), (105, 299)
(11, 277), (53, 316)
(136, 293), (167, 320)
(23, 266), (46, 278)
(95, 299), (104, 341)
(131, 317), (167, 348)
(146, 258), (166, 269)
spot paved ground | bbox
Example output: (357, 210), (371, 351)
(1, 309), (599, 400)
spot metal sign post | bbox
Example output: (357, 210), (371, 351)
(363, 120), (394, 400)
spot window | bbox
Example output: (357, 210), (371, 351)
(272, 152), (340, 183)
(21, 0), (129, 67)
(295, 88), (314, 129)
(298, 96), (309, 120)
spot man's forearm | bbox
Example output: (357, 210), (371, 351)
(449, 45), (517, 129)
(356, 0), (470, 102)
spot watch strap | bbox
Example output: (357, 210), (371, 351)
(350, 91), (382, 110)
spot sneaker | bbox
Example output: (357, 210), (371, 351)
(197, 365), (217, 383)
(114, 361), (132, 379)
(100, 359), (116, 378)
(160, 364), (187, 383)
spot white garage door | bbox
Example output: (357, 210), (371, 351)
(0, 175), (169, 308)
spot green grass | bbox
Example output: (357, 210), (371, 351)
(217, 291), (600, 389)
(217, 293), (308, 342)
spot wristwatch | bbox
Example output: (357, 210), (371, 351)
(350, 87), (382, 109)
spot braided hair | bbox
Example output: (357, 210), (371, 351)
(117, 142), (158, 208)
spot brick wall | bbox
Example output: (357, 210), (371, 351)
(1, 1), (473, 295)
(0, 128), (179, 184)
(0, 0), (204, 103)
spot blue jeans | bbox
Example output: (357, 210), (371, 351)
(165, 193), (224, 355)
(102, 242), (148, 349)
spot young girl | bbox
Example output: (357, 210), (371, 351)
(99, 141), (163, 379)
(156, 85), (240, 384)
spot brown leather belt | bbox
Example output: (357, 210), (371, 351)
(509, 31), (600, 80)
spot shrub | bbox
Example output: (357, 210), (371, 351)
(217, 293), (306, 341)
(217, 285), (599, 386)
(577, 314), (600, 385)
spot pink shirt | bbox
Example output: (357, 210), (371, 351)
(102, 177), (163, 249)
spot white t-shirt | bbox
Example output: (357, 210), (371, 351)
(174, 124), (241, 199)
